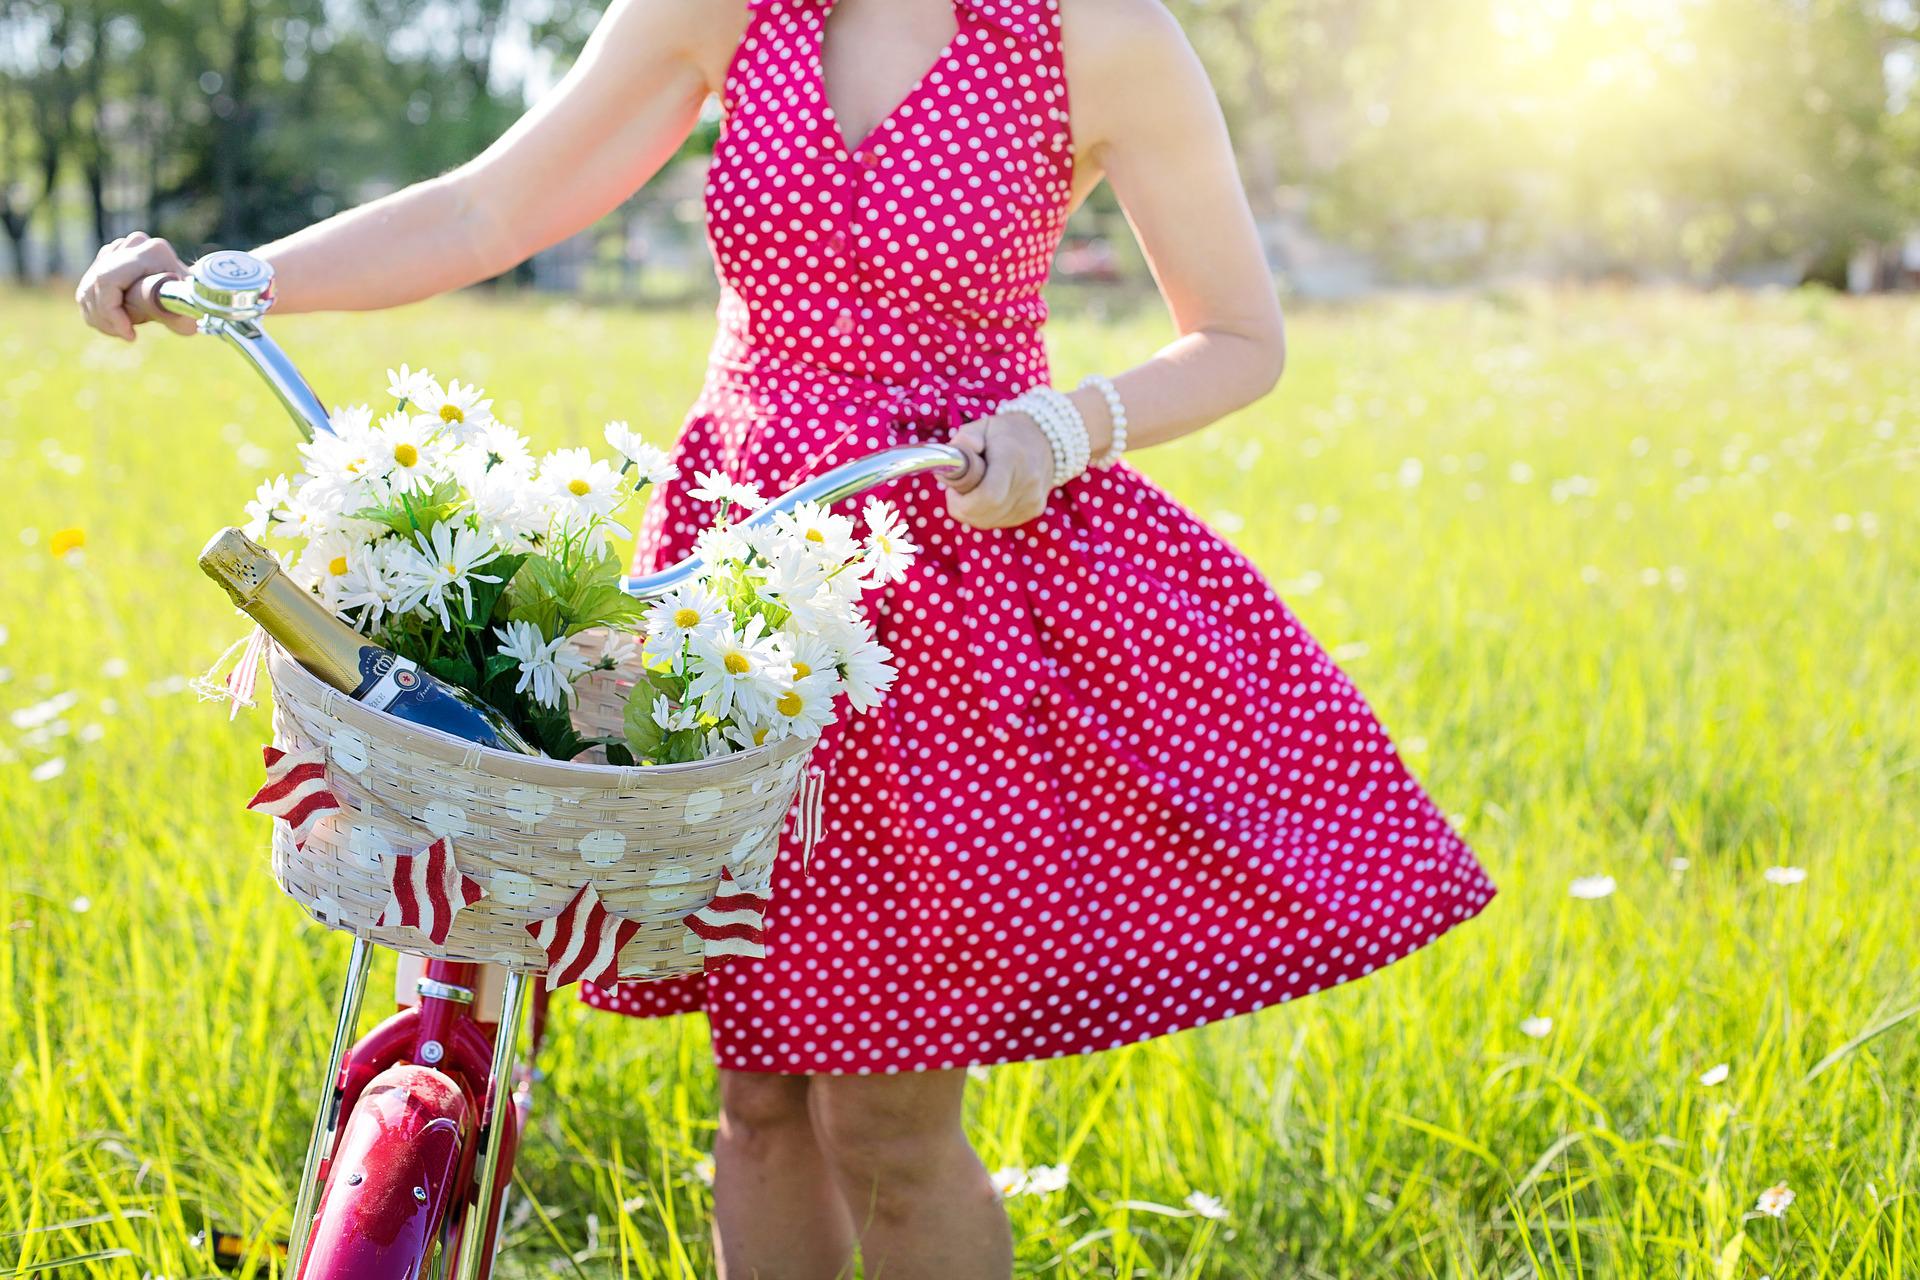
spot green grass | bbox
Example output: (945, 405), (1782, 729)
(2, 285), (1917, 1278)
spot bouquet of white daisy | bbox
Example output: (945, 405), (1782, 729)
(240, 366), (917, 766)
(622, 471), (917, 764)
(241, 365), (678, 759)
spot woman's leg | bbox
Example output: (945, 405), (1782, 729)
(713, 1070), (857, 1280)
(808, 1070), (1011, 1280)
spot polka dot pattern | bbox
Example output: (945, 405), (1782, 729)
(582, 0), (1497, 1073)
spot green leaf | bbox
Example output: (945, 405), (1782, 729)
(423, 653), (479, 692)
(563, 582), (644, 636)
(623, 690), (666, 763)
(469, 552), (526, 627)
(604, 742), (636, 768)
(527, 700), (585, 761)
(483, 652), (522, 684)
(349, 478), (466, 537)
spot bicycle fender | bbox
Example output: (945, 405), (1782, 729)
(298, 1064), (471, 1280)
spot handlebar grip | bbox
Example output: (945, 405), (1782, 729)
(939, 445), (986, 495)
(125, 273), (179, 326)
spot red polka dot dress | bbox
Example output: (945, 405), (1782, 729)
(581, 0), (1498, 1072)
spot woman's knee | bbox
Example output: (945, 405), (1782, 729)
(808, 1072), (972, 1209)
(717, 1070), (813, 1160)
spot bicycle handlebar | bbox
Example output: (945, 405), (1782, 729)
(160, 250), (987, 599)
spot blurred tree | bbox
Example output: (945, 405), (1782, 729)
(2, 0), (1917, 285)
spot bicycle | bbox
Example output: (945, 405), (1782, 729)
(128, 251), (979, 1280)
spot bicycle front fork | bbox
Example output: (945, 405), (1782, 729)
(285, 942), (530, 1280)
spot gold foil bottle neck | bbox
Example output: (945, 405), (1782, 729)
(198, 527), (282, 607)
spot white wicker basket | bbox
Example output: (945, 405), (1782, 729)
(262, 635), (817, 984)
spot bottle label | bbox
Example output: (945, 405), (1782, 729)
(351, 649), (423, 711)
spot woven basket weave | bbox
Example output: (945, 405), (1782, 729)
(264, 636), (817, 981)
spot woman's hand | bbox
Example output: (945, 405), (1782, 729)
(74, 232), (198, 342)
(942, 412), (1055, 529)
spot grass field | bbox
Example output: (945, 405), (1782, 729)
(2, 285), (1916, 1279)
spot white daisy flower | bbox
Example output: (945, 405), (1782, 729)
(539, 447), (627, 524)
(1520, 1016), (1553, 1039)
(1184, 1190), (1228, 1221)
(644, 582), (732, 663)
(386, 364), (433, 405)
(1763, 866), (1807, 886)
(412, 376), (493, 438)
(326, 540), (403, 624)
(291, 527), (372, 592)
(373, 409), (446, 493)
(990, 1167), (1028, 1197)
(390, 520), (504, 630)
(1023, 1164), (1070, 1195)
(1752, 1183), (1795, 1218)
(694, 521), (753, 567)
(831, 616), (898, 712)
(771, 501), (861, 562)
(777, 630), (842, 690)
(861, 497), (918, 584)
(1699, 1062), (1730, 1087)
(688, 469), (766, 512)
(1569, 875), (1617, 900)
(764, 667), (839, 740)
(467, 464), (546, 552)
(649, 694), (698, 733)
(460, 420), (536, 479)
(687, 615), (789, 720)
(604, 421), (678, 485)
(493, 619), (592, 710)
(243, 474), (294, 540)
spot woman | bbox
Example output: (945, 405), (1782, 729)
(77, 0), (1496, 1274)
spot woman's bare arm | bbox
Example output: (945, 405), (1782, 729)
(946, 0), (1286, 527)
(76, 0), (744, 334)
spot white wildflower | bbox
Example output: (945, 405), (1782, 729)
(493, 620), (592, 710)
(644, 583), (732, 664)
(1752, 1183), (1795, 1218)
(604, 421), (678, 485)
(1763, 866), (1806, 886)
(389, 520), (504, 630)
(1184, 1190), (1229, 1221)
(861, 497), (918, 584)
(1699, 1063), (1730, 1087)
(688, 469), (766, 512)
(243, 474), (294, 540)
(1520, 1016), (1553, 1039)
(686, 615), (789, 720)
(386, 364), (433, 405)
(412, 376), (493, 439)
(1569, 875), (1617, 900)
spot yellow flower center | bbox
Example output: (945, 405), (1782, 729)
(347, 456), (368, 474)
(442, 562), (459, 578)
(439, 404), (464, 424)
(805, 528), (824, 543)
(568, 478), (592, 496)
(793, 661), (811, 678)
(723, 652), (751, 675)
(674, 607), (702, 628)
(327, 554), (349, 576)
(875, 535), (892, 552)
(753, 726), (769, 744)
(393, 442), (419, 467)
(49, 527), (85, 556)
(776, 690), (804, 716)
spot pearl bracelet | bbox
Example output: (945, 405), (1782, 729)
(1002, 386), (1090, 488)
(1079, 374), (1128, 468)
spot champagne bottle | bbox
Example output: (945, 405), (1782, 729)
(198, 528), (540, 756)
